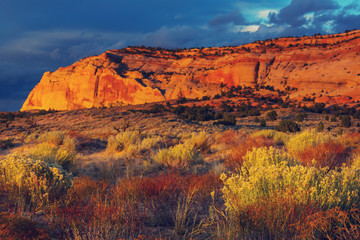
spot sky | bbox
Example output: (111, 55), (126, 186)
(1, 0), (360, 111)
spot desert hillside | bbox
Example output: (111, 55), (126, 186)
(21, 30), (360, 111)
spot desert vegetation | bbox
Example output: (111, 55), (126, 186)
(1, 100), (360, 239)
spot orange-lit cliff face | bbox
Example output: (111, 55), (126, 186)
(21, 30), (360, 111)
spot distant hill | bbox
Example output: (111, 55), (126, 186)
(21, 30), (360, 111)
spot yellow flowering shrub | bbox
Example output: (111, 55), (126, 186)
(222, 147), (360, 216)
(0, 155), (72, 210)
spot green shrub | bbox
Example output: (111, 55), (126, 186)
(213, 94), (221, 99)
(0, 138), (14, 149)
(176, 97), (187, 104)
(317, 121), (325, 132)
(259, 119), (266, 127)
(337, 128), (343, 136)
(0, 155), (72, 210)
(173, 105), (215, 122)
(267, 110), (278, 121)
(202, 95), (210, 101)
(214, 113), (236, 126)
(295, 113), (307, 122)
(275, 120), (300, 133)
(341, 115), (352, 128)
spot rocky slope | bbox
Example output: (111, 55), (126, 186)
(22, 30), (360, 111)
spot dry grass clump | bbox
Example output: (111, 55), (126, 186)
(140, 135), (164, 151)
(153, 143), (203, 168)
(106, 130), (140, 153)
(225, 135), (276, 170)
(214, 130), (277, 171)
(22, 131), (79, 171)
(285, 129), (349, 169)
(183, 131), (212, 154)
(102, 131), (166, 179)
(295, 207), (360, 239)
(150, 131), (213, 170)
(297, 140), (348, 169)
(229, 188), (317, 239)
(52, 173), (221, 239)
(96, 155), (156, 181)
(216, 130), (246, 147)
(29, 142), (76, 171)
(339, 132), (360, 155)
(251, 129), (289, 145)
(0, 213), (51, 240)
(38, 131), (66, 145)
(106, 130), (164, 158)
(55, 176), (142, 239)
(285, 129), (331, 157)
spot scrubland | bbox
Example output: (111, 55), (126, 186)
(1, 101), (360, 239)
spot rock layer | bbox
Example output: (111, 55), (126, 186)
(22, 30), (360, 111)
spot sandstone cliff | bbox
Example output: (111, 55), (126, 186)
(21, 30), (360, 111)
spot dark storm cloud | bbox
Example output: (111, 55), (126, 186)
(269, 0), (338, 27)
(265, 0), (360, 38)
(332, 13), (360, 32)
(209, 10), (247, 27)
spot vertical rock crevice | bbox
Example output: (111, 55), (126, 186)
(265, 57), (276, 78)
(94, 76), (99, 98)
(254, 61), (260, 84)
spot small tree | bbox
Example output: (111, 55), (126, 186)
(317, 121), (324, 132)
(202, 95), (210, 101)
(260, 119), (267, 127)
(267, 110), (278, 121)
(340, 116), (352, 128)
(295, 113), (307, 122)
(275, 120), (300, 133)
(213, 94), (221, 99)
(177, 97), (187, 104)
(214, 113), (236, 126)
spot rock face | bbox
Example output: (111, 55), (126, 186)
(22, 30), (360, 111)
